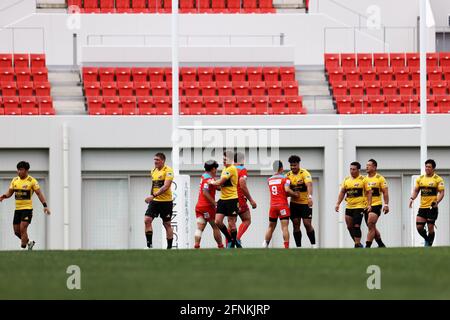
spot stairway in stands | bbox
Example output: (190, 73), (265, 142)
(297, 69), (335, 114)
(49, 67), (86, 114)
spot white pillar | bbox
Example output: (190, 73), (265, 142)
(419, 0), (428, 174)
(63, 123), (70, 250)
(171, 0), (180, 175)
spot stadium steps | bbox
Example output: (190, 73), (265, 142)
(273, 0), (306, 10)
(36, 0), (66, 9)
(49, 68), (86, 115)
(297, 70), (335, 114)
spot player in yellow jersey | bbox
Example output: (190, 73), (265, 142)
(335, 162), (372, 248)
(409, 159), (445, 247)
(144, 153), (174, 249)
(0, 161), (50, 250)
(210, 150), (239, 248)
(286, 155), (316, 248)
(364, 159), (389, 248)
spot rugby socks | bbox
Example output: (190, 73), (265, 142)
(237, 223), (249, 240)
(284, 241), (289, 249)
(194, 244), (200, 249)
(231, 230), (238, 245)
(348, 229), (355, 241)
(218, 244), (224, 249)
(293, 231), (302, 247)
(375, 237), (386, 247)
(418, 228), (428, 242)
(145, 231), (153, 248)
(366, 241), (373, 248)
(218, 225), (232, 242)
(14, 232), (21, 239)
(307, 230), (316, 245)
(167, 238), (173, 249)
(428, 232), (435, 246)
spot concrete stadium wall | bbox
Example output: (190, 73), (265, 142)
(0, 115), (449, 250)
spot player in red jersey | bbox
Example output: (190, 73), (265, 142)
(226, 152), (257, 248)
(263, 160), (299, 249)
(194, 160), (224, 249)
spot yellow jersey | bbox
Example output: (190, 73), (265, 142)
(9, 175), (40, 210)
(219, 165), (238, 200)
(365, 174), (388, 206)
(341, 175), (371, 209)
(151, 165), (174, 202)
(286, 169), (312, 204)
(415, 174), (445, 208)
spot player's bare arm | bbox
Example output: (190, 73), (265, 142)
(335, 188), (346, 212)
(202, 189), (216, 207)
(145, 179), (172, 203)
(382, 187), (390, 214)
(239, 177), (257, 209)
(0, 188), (14, 202)
(436, 189), (445, 207)
(284, 185), (299, 198)
(210, 176), (228, 186)
(35, 189), (51, 215)
(365, 189), (373, 213)
(409, 186), (420, 208)
(306, 182), (313, 208)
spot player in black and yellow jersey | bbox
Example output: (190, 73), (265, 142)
(335, 162), (372, 248)
(210, 150), (239, 248)
(364, 159), (389, 248)
(286, 155), (316, 248)
(409, 159), (445, 247)
(0, 161), (50, 250)
(144, 152), (174, 249)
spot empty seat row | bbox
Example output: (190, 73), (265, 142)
(82, 66), (296, 83)
(335, 96), (450, 114)
(0, 68), (49, 83)
(0, 82), (52, 96)
(87, 95), (305, 115)
(0, 97), (55, 115)
(0, 54), (46, 68)
(83, 81), (299, 96)
(325, 53), (450, 70)
(68, 0), (275, 13)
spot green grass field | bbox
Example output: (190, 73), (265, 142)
(1, 247), (450, 300)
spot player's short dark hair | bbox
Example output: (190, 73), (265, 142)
(234, 152), (245, 164)
(350, 161), (361, 170)
(17, 161), (30, 170)
(425, 159), (436, 169)
(223, 150), (235, 160)
(273, 160), (283, 172)
(288, 155), (301, 164)
(368, 159), (377, 167)
(155, 152), (166, 161)
(204, 160), (219, 172)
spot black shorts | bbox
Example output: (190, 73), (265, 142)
(145, 201), (173, 222)
(417, 207), (439, 222)
(345, 208), (364, 226)
(364, 205), (382, 224)
(13, 209), (33, 225)
(290, 203), (312, 220)
(216, 199), (239, 217)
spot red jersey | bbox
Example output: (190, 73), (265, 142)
(235, 165), (248, 204)
(196, 173), (216, 208)
(268, 174), (290, 207)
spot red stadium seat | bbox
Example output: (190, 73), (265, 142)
(83, 67), (99, 82)
(344, 67), (360, 82)
(243, 0), (257, 8)
(394, 67), (410, 82)
(374, 53), (389, 67)
(430, 81), (448, 96)
(230, 67), (247, 82)
(233, 81), (250, 96)
(357, 53), (372, 68)
(427, 53), (439, 67)
(116, 0), (131, 9)
(439, 53), (450, 68)
(13, 54), (29, 68)
(332, 82), (347, 96)
(99, 68), (115, 82)
(135, 82), (151, 97)
(262, 67), (279, 82)
(237, 97), (255, 115)
(227, 0), (241, 11)
(116, 68), (131, 82)
(87, 97), (105, 115)
(138, 98), (156, 115)
(4, 97), (20, 115)
(406, 53), (420, 68)
(353, 96), (369, 114)
(437, 96), (450, 113)
(30, 54), (46, 68)
(18, 82), (34, 96)
(179, 97), (189, 115)
(16, 68), (31, 82)
(214, 67), (230, 82)
(132, 67), (148, 82)
(369, 96), (388, 114)
(120, 97), (137, 115)
(101, 82), (118, 97)
(118, 82), (134, 96)
(151, 83), (168, 97)
(341, 54), (356, 68)
(180, 0), (195, 9)
(0, 54), (13, 68)
(186, 97), (205, 115)
(1, 82), (17, 96)
(280, 66), (295, 82)
(270, 96), (287, 115)
(401, 96), (419, 114)
(366, 82), (381, 96)
(211, 0), (226, 11)
(254, 96), (270, 115)
(382, 81), (398, 95)
(38, 97), (55, 115)
(387, 97), (405, 114)
(249, 82), (265, 96)
(0, 68), (15, 82)
(361, 69), (377, 82)
(184, 82), (200, 96)
(198, 0), (212, 10)
(399, 83), (414, 96)
(104, 97), (122, 115)
(85, 82), (101, 97)
(164, 68), (172, 82)
(336, 97), (353, 114)
(217, 81), (233, 96)
(100, 0), (115, 11)
(428, 67), (443, 82)
(148, 68), (165, 82)
(223, 97), (238, 115)
(286, 96), (305, 114)
(282, 81), (298, 96)
(325, 53), (340, 71)
(349, 83), (364, 96)
(267, 81), (282, 96)
(20, 96), (37, 108)
(181, 67), (197, 82)
(154, 97), (172, 115)
(328, 69), (344, 84)
(84, 0), (100, 8)
(22, 105), (40, 115)
(389, 53), (406, 68)
(200, 82), (217, 96)
(427, 96), (439, 114)
(198, 67), (214, 82)
(204, 97), (223, 115)
(377, 66), (394, 82)
(32, 67), (48, 82)
(35, 82), (51, 96)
